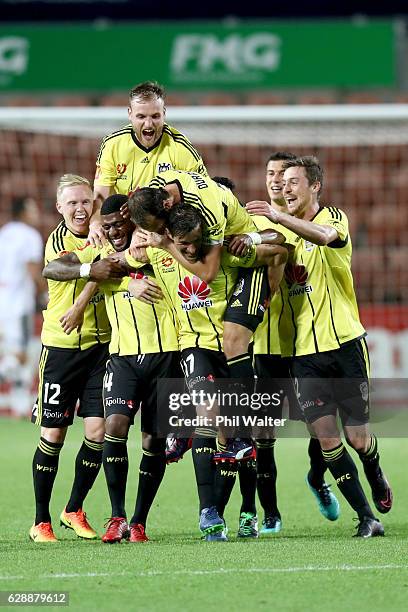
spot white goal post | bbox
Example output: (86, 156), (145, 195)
(1, 104), (408, 145)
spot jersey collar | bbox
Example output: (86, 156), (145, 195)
(310, 205), (324, 222)
(131, 127), (164, 153)
(61, 220), (88, 240)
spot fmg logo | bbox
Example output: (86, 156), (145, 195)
(170, 32), (281, 83)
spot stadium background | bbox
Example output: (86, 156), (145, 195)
(0, 4), (407, 611)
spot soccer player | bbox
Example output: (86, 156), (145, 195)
(247, 156), (392, 538)
(90, 81), (207, 245)
(44, 194), (179, 543)
(125, 204), (288, 540)
(29, 174), (124, 543)
(0, 197), (44, 417)
(252, 152), (339, 534)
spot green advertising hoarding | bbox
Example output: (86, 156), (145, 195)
(0, 20), (395, 92)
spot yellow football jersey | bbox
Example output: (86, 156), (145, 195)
(253, 222), (298, 355)
(278, 206), (365, 357)
(95, 123), (207, 196)
(149, 171), (264, 246)
(41, 222), (111, 350)
(75, 244), (179, 356)
(126, 247), (241, 352)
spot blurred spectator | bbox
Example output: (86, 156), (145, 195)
(0, 197), (44, 417)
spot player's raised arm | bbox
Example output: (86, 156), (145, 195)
(264, 208), (339, 246)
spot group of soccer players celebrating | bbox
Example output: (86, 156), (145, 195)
(29, 81), (393, 544)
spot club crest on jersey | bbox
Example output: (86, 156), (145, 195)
(160, 256), (175, 273)
(178, 276), (212, 310)
(116, 163), (127, 175)
(157, 162), (172, 173)
(285, 264), (313, 297)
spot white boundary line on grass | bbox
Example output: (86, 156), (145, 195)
(1, 564), (408, 581)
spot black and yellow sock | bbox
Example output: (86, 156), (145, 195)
(355, 435), (382, 486)
(102, 434), (128, 518)
(227, 354), (254, 436)
(238, 459), (257, 515)
(66, 438), (103, 513)
(323, 443), (374, 519)
(33, 437), (63, 524)
(130, 449), (166, 527)
(192, 429), (217, 512)
(256, 439), (280, 517)
(215, 461), (237, 517)
(307, 437), (327, 490)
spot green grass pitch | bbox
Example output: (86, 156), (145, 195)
(0, 418), (407, 612)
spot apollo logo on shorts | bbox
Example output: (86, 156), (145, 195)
(178, 275), (212, 311)
(285, 264), (313, 297)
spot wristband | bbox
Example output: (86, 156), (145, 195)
(79, 263), (91, 278)
(245, 232), (262, 245)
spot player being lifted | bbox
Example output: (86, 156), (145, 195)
(124, 203), (288, 540)
(29, 175), (124, 543)
(43, 194), (179, 543)
(128, 170), (287, 459)
(90, 81), (207, 245)
(247, 156), (392, 538)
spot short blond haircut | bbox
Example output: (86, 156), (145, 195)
(56, 174), (91, 201)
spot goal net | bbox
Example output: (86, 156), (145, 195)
(0, 104), (407, 381)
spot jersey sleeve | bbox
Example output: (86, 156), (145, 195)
(94, 136), (117, 187)
(125, 249), (151, 269)
(320, 206), (349, 244)
(176, 143), (208, 176)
